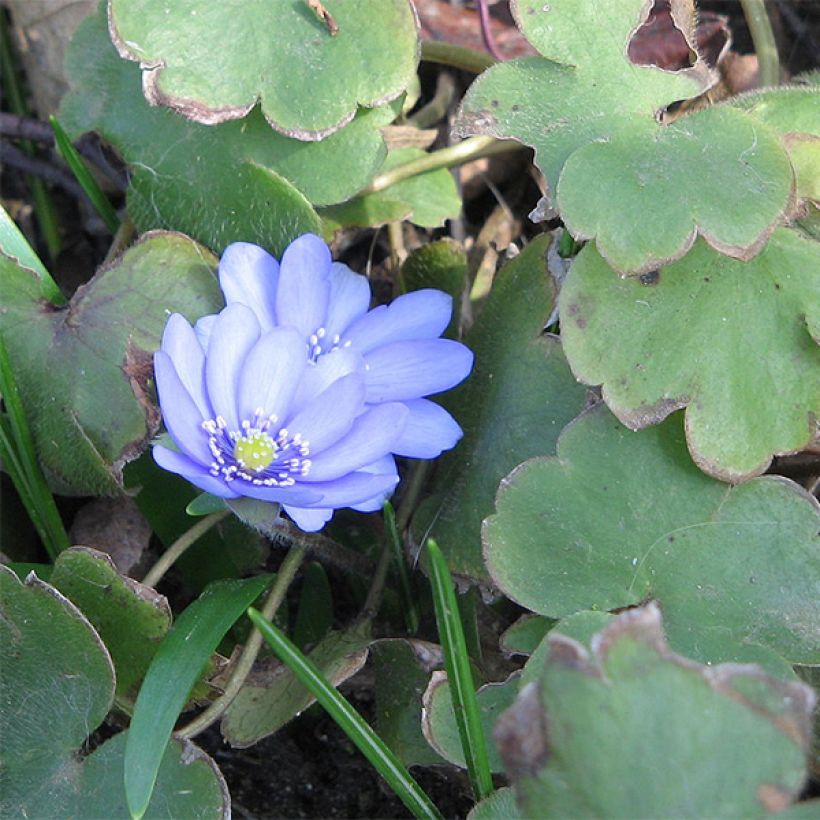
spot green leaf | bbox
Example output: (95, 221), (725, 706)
(109, 0), (419, 140)
(0, 231), (220, 495)
(125, 574), (272, 819)
(0, 566), (227, 819)
(456, 0), (794, 274)
(221, 624), (371, 747)
(293, 560), (333, 650)
(467, 787), (521, 820)
(320, 148), (461, 229)
(186, 492), (228, 517)
(411, 235), (587, 583)
(559, 229), (820, 481)
(495, 603), (815, 818)
(484, 404), (820, 667)
(50, 546), (172, 706)
(499, 615), (555, 657)
(371, 638), (445, 768)
(248, 609), (442, 820)
(421, 670), (519, 774)
(557, 108), (793, 275)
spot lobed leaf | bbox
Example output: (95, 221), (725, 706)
(0, 232), (220, 495)
(109, 0), (419, 140)
(559, 229), (820, 480)
(484, 404), (820, 667)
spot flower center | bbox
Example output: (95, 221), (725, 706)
(202, 409), (311, 487)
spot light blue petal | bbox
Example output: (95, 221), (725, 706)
(194, 314), (216, 352)
(363, 340), (474, 402)
(153, 445), (240, 498)
(324, 262), (371, 341)
(205, 304), (260, 430)
(301, 469), (400, 506)
(343, 289), (452, 354)
(293, 347), (364, 406)
(161, 313), (211, 418)
(350, 455), (398, 512)
(391, 399), (463, 459)
(237, 327), (306, 425)
(154, 351), (211, 464)
(276, 234), (331, 338)
(285, 372), (365, 454)
(305, 403), (408, 482)
(283, 505), (334, 532)
(218, 242), (279, 332)
(232, 480), (322, 506)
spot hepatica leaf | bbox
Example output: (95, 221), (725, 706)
(411, 236), (587, 584)
(0, 566), (227, 819)
(495, 604), (816, 818)
(60, 6), (400, 253)
(483, 405), (820, 666)
(559, 229), (820, 480)
(0, 231), (220, 495)
(108, 0), (418, 140)
(456, 0), (795, 274)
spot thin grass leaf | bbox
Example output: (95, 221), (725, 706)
(0, 206), (65, 305)
(0, 335), (70, 559)
(426, 538), (494, 801)
(383, 501), (420, 634)
(125, 574), (273, 820)
(49, 115), (120, 235)
(247, 607), (442, 820)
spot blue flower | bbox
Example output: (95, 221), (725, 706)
(153, 235), (473, 531)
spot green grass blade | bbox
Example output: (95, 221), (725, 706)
(426, 538), (494, 801)
(0, 205), (65, 305)
(247, 607), (442, 820)
(125, 574), (273, 820)
(49, 115), (120, 235)
(383, 501), (419, 634)
(0, 335), (70, 559)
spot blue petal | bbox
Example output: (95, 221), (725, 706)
(391, 399), (463, 458)
(205, 304), (260, 430)
(301, 469), (400, 506)
(275, 234), (331, 338)
(285, 372), (365, 453)
(343, 289), (452, 354)
(194, 314), (216, 352)
(161, 314), (211, 418)
(153, 445), (240, 498)
(283, 505), (334, 532)
(305, 402), (408, 482)
(293, 347), (364, 407)
(218, 242), (279, 332)
(363, 340), (474, 402)
(232, 480), (322, 506)
(154, 351), (211, 465)
(350, 455), (398, 512)
(324, 262), (371, 341)
(237, 327), (306, 425)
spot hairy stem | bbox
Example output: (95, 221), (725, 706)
(420, 40), (496, 74)
(740, 0), (780, 87)
(141, 509), (230, 588)
(176, 544), (306, 739)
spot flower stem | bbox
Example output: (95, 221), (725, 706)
(142, 509), (230, 588)
(176, 544), (306, 740)
(359, 136), (519, 197)
(740, 0), (780, 87)
(420, 40), (496, 74)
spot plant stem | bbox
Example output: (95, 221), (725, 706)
(740, 0), (780, 87)
(357, 537), (393, 623)
(383, 502), (419, 634)
(176, 544), (306, 739)
(420, 40), (496, 74)
(141, 509), (230, 588)
(359, 136), (518, 197)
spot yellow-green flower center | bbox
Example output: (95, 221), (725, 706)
(233, 430), (276, 472)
